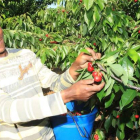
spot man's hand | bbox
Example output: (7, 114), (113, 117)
(69, 48), (101, 80)
(61, 79), (105, 103)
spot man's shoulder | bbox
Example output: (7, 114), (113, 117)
(7, 48), (34, 55)
(7, 48), (21, 53)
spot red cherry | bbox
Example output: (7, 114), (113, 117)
(93, 43), (96, 46)
(76, 112), (82, 116)
(138, 30), (140, 34)
(62, 9), (65, 12)
(87, 66), (94, 72)
(134, 0), (138, 2)
(135, 115), (139, 119)
(94, 134), (99, 140)
(88, 62), (92, 67)
(94, 76), (102, 82)
(39, 38), (42, 41)
(80, 0), (82, 2)
(116, 115), (120, 119)
(46, 34), (49, 37)
(92, 71), (98, 77)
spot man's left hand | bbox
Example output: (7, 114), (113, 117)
(69, 48), (101, 81)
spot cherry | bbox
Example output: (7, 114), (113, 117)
(94, 75), (102, 82)
(94, 134), (99, 140)
(39, 38), (42, 41)
(88, 62), (92, 67)
(46, 34), (49, 37)
(92, 71), (98, 77)
(80, 0), (82, 2)
(93, 43), (96, 46)
(76, 112), (82, 116)
(134, 0), (138, 2)
(138, 30), (140, 34)
(116, 115), (120, 119)
(87, 66), (94, 72)
(135, 115), (139, 119)
(62, 9), (65, 12)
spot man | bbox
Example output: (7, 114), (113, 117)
(0, 27), (105, 140)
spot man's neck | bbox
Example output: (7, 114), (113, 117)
(0, 49), (8, 57)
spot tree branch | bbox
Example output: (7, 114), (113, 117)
(97, 63), (140, 91)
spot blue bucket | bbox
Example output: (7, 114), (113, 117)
(51, 101), (98, 140)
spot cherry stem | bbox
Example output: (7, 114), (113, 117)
(97, 63), (140, 91)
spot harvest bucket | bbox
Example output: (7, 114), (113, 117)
(51, 101), (98, 140)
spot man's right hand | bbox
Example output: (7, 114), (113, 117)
(61, 79), (105, 103)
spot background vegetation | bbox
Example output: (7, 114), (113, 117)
(0, 0), (140, 139)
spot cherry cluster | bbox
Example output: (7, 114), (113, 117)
(87, 62), (103, 82)
(61, 111), (82, 116)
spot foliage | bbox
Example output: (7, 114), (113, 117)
(0, 0), (54, 16)
(0, 0), (140, 139)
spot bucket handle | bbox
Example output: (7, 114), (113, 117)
(67, 111), (88, 138)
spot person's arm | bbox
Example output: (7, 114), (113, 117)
(34, 54), (76, 92)
(0, 89), (67, 124)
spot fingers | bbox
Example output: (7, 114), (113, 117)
(81, 54), (94, 62)
(85, 47), (101, 60)
(86, 82), (105, 92)
(80, 79), (94, 85)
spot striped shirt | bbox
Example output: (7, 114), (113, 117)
(0, 48), (75, 140)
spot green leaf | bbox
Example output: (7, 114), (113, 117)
(105, 93), (115, 108)
(93, 5), (101, 23)
(116, 128), (125, 140)
(96, 0), (104, 11)
(102, 52), (119, 64)
(41, 54), (46, 64)
(97, 88), (105, 101)
(84, 0), (94, 11)
(81, 72), (91, 79)
(128, 49), (139, 63)
(104, 79), (115, 97)
(121, 56), (134, 78)
(121, 70), (128, 85)
(120, 89), (137, 110)
(88, 20), (95, 31)
(106, 7), (114, 26)
(104, 77), (112, 91)
(84, 9), (93, 26)
(76, 68), (86, 82)
(126, 121), (134, 130)
(82, 24), (87, 36)
(110, 64), (124, 77)
(112, 118), (117, 128)
(80, 48), (91, 55)
(84, 74), (93, 80)
(104, 115), (113, 132)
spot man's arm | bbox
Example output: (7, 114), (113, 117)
(33, 54), (76, 92)
(0, 89), (67, 124)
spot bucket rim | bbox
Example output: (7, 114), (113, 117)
(58, 106), (98, 118)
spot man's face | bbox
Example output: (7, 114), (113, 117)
(0, 27), (5, 53)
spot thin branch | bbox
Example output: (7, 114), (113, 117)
(97, 63), (140, 91)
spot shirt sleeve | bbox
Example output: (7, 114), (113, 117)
(0, 89), (67, 124)
(33, 53), (76, 92)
